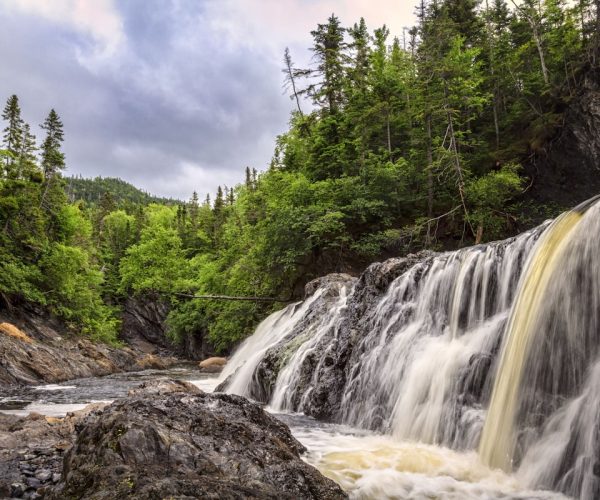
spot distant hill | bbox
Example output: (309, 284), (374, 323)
(66, 176), (180, 206)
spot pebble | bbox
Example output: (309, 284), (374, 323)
(35, 469), (52, 482)
(52, 472), (61, 483)
(10, 482), (25, 497)
(25, 477), (41, 489)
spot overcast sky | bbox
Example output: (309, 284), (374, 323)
(0, 0), (416, 200)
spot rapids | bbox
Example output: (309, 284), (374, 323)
(219, 196), (600, 499)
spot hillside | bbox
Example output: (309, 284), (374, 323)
(66, 176), (179, 206)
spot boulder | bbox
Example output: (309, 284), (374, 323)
(51, 380), (347, 499)
(198, 356), (227, 373)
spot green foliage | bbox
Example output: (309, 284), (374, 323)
(66, 176), (179, 207)
(0, 97), (118, 343)
(1, 0), (593, 352)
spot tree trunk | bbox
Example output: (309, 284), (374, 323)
(443, 82), (475, 239)
(532, 26), (550, 85)
(426, 113), (434, 219)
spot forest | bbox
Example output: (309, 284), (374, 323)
(1, 0), (598, 351)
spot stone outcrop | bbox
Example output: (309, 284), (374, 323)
(526, 63), (600, 207)
(120, 296), (172, 353)
(227, 253), (435, 420)
(198, 356), (227, 373)
(50, 380), (346, 499)
(121, 295), (216, 360)
(0, 305), (174, 387)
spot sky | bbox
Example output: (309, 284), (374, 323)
(0, 0), (416, 200)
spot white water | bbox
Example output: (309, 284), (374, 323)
(218, 292), (321, 396)
(6, 199), (600, 498)
(296, 428), (568, 499)
(219, 197), (600, 499)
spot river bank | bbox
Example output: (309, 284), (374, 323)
(0, 367), (570, 500)
(0, 374), (346, 499)
(0, 302), (184, 387)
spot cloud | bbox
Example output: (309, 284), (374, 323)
(6, 0), (124, 60)
(0, 0), (416, 200)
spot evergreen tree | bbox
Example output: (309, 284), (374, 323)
(40, 109), (65, 179)
(308, 14), (348, 113)
(18, 123), (38, 180)
(189, 191), (199, 229)
(2, 95), (24, 176)
(282, 47), (303, 115)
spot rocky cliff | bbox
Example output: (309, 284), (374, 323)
(525, 63), (600, 207)
(0, 303), (171, 386)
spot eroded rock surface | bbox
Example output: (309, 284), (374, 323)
(0, 305), (176, 387)
(50, 381), (346, 499)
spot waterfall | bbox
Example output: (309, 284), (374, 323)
(479, 211), (584, 470)
(218, 195), (600, 498)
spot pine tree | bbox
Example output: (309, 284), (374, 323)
(18, 123), (38, 180)
(40, 109), (65, 179)
(2, 95), (24, 175)
(308, 14), (348, 113)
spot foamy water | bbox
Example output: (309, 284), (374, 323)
(294, 427), (569, 499)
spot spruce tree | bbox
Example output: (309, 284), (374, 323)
(309, 14), (348, 113)
(189, 191), (199, 230)
(2, 95), (24, 175)
(40, 109), (65, 179)
(18, 123), (38, 180)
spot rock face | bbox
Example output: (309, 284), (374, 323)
(121, 295), (216, 360)
(121, 296), (172, 352)
(0, 304), (172, 386)
(241, 273), (355, 409)
(526, 63), (600, 206)
(51, 381), (347, 499)
(235, 254), (434, 421)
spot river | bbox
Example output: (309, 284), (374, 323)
(0, 365), (567, 499)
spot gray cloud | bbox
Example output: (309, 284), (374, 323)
(0, 0), (414, 199)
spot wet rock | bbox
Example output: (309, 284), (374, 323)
(25, 477), (41, 489)
(0, 406), (102, 497)
(230, 254), (436, 421)
(198, 356), (227, 373)
(127, 379), (201, 397)
(51, 380), (346, 499)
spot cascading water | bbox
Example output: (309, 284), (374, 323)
(479, 211), (584, 470)
(218, 196), (600, 498)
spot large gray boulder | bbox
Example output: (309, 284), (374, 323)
(51, 380), (347, 499)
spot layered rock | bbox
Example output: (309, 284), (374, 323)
(0, 305), (172, 386)
(50, 381), (346, 499)
(121, 295), (215, 360)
